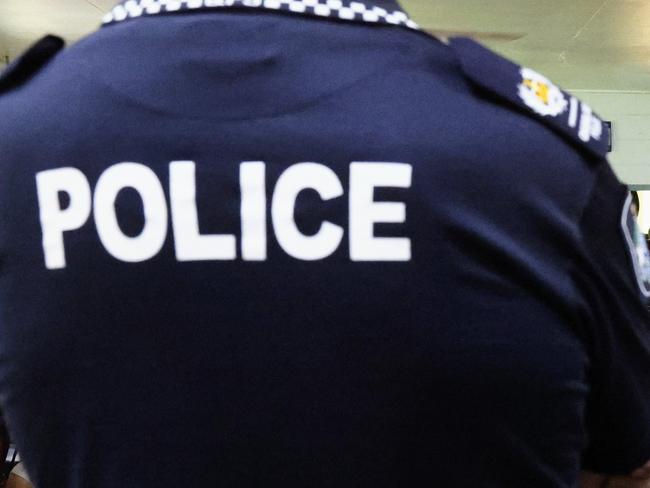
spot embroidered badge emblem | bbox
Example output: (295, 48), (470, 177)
(518, 67), (568, 117)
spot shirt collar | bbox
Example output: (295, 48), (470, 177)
(102, 0), (419, 31)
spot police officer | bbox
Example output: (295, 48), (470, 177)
(0, 1), (648, 487)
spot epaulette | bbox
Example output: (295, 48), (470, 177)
(0, 35), (65, 96)
(449, 37), (609, 160)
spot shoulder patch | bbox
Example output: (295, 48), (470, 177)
(621, 193), (650, 299)
(449, 37), (609, 160)
(0, 35), (65, 96)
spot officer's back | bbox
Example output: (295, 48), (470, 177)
(0, 1), (648, 487)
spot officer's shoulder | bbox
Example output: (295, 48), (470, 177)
(447, 37), (609, 161)
(0, 36), (65, 97)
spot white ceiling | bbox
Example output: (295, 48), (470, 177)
(1, 0), (650, 91)
(410, 0), (650, 92)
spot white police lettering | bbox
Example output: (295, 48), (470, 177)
(94, 163), (168, 263)
(578, 103), (603, 143)
(272, 163), (344, 261)
(170, 161), (236, 261)
(35, 161), (412, 268)
(240, 162), (267, 261)
(350, 162), (412, 261)
(36, 167), (92, 270)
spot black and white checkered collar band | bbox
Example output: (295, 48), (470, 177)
(102, 0), (420, 31)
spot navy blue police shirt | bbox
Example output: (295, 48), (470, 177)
(0, 1), (649, 486)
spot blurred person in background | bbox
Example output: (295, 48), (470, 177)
(5, 464), (32, 488)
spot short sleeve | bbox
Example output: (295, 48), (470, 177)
(575, 162), (650, 474)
